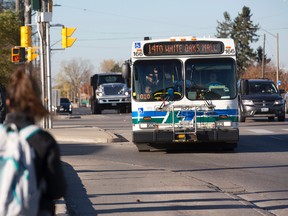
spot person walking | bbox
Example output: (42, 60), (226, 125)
(4, 67), (66, 216)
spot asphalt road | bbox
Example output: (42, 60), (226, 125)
(54, 108), (288, 216)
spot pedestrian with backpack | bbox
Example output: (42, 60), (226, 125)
(0, 67), (66, 216)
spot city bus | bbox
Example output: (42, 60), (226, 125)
(122, 36), (239, 151)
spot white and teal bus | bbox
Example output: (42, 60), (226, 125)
(122, 36), (239, 151)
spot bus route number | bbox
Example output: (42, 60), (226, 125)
(133, 51), (143, 57)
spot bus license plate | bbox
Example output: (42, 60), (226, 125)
(112, 103), (117, 106)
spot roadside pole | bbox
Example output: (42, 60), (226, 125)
(46, 22), (52, 128)
(36, 0), (53, 128)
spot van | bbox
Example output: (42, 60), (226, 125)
(238, 79), (285, 122)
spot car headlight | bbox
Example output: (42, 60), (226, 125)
(242, 100), (254, 105)
(96, 89), (104, 96)
(274, 99), (284, 105)
(97, 92), (103, 96)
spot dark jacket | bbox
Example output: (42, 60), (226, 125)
(0, 85), (6, 123)
(5, 113), (66, 215)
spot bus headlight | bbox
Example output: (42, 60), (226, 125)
(139, 122), (156, 129)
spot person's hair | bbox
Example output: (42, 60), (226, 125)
(6, 67), (49, 120)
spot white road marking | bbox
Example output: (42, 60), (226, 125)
(246, 129), (274, 134)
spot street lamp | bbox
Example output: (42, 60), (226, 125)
(261, 28), (279, 87)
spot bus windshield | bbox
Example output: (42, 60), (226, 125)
(185, 58), (237, 100)
(133, 59), (183, 101)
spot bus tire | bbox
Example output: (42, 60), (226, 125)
(222, 142), (237, 152)
(92, 103), (101, 114)
(278, 115), (285, 122)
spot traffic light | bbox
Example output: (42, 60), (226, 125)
(62, 27), (77, 48)
(27, 47), (38, 62)
(11, 47), (26, 63)
(20, 26), (32, 47)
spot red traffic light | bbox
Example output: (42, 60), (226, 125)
(11, 47), (26, 63)
(12, 55), (20, 62)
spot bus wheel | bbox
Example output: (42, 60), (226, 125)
(222, 142), (237, 152)
(278, 115), (285, 122)
(135, 143), (151, 152)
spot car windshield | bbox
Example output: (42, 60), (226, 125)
(60, 98), (70, 103)
(98, 75), (125, 85)
(248, 82), (278, 94)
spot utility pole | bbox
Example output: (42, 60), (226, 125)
(261, 34), (265, 78)
(36, 0), (53, 128)
(276, 33), (279, 87)
(15, 0), (20, 12)
(24, 0), (31, 24)
(261, 29), (280, 88)
(24, 0), (33, 75)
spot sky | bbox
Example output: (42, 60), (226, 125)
(48, 0), (288, 78)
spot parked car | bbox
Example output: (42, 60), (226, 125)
(57, 98), (72, 114)
(238, 79), (285, 122)
(0, 85), (6, 123)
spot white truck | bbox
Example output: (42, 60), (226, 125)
(90, 72), (131, 114)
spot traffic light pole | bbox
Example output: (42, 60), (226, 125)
(46, 22), (53, 129)
(36, 1), (53, 129)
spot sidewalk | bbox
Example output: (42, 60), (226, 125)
(47, 126), (120, 144)
(47, 125), (120, 216)
(48, 124), (276, 216)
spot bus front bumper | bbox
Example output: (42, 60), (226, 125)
(133, 128), (239, 144)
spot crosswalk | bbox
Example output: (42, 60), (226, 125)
(241, 128), (288, 135)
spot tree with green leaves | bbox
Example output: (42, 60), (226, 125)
(232, 6), (260, 76)
(216, 11), (233, 38)
(0, 10), (21, 86)
(255, 46), (271, 66)
(216, 6), (260, 77)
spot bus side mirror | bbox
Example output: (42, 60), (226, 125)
(240, 79), (249, 95)
(122, 61), (131, 79)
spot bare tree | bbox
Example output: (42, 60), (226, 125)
(100, 59), (121, 72)
(54, 58), (93, 105)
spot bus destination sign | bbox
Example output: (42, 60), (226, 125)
(143, 41), (224, 56)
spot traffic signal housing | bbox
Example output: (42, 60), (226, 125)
(20, 26), (32, 47)
(11, 47), (26, 63)
(62, 27), (77, 48)
(27, 47), (38, 62)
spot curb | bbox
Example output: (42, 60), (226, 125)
(47, 127), (120, 144)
